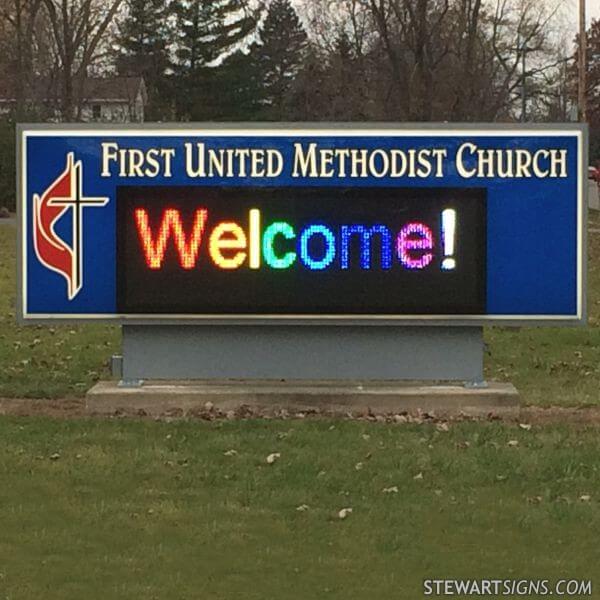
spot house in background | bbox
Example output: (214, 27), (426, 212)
(0, 76), (147, 123)
(79, 77), (147, 123)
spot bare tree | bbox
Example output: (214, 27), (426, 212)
(40, 0), (123, 119)
(0, 0), (43, 116)
(299, 0), (374, 57)
(359, 0), (564, 121)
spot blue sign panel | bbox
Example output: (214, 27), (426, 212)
(18, 125), (586, 324)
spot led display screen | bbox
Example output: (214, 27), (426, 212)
(116, 186), (487, 315)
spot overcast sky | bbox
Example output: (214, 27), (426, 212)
(565, 0), (600, 38)
(588, 0), (600, 23)
(289, 1), (600, 43)
(292, 1), (600, 33)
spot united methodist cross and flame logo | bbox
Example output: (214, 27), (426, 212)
(33, 153), (109, 300)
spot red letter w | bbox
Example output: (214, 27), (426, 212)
(135, 208), (208, 269)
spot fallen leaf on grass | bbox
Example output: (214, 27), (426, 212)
(266, 452), (281, 464)
(382, 486), (398, 494)
(338, 508), (353, 519)
(527, 496), (543, 504)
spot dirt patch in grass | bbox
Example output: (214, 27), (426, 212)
(521, 405), (600, 425)
(4, 396), (600, 426)
(0, 397), (86, 417)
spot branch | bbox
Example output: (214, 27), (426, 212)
(76, 0), (123, 76)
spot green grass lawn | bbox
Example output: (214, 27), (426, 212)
(0, 417), (598, 599)
(0, 225), (119, 398)
(1, 219), (600, 406)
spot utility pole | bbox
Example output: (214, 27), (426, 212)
(522, 42), (527, 122)
(518, 35), (532, 123)
(579, 0), (587, 122)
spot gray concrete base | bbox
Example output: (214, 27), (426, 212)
(86, 380), (520, 418)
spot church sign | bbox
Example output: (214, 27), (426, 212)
(17, 124), (586, 324)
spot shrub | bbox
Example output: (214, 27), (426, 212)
(0, 120), (15, 212)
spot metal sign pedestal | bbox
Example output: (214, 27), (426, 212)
(120, 325), (484, 383)
(89, 325), (519, 417)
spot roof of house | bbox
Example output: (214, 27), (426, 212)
(82, 76), (147, 103)
(0, 76), (146, 104)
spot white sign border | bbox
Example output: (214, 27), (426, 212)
(17, 124), (586, 326)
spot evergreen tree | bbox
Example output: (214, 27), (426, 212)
(255, 0), (308, 119)
(114, 0), (171, 120)
(325, 30), (370, 120)
(172, 0), (259, 120)
(215, 50), (262, 120)
(285, 46), (326, 120)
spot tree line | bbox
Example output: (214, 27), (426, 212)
(0, 0), (577, 123)
(0, 0), (592, 209)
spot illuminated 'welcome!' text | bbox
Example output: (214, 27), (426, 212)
(133, 207), (458, 273)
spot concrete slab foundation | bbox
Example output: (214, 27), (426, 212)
(86, 380), (520, 418)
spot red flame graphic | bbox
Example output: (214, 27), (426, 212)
(33, 154), (78, 299)
(32, 153), (108, 300)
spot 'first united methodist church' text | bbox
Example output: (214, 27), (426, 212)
(100, 141), (570, 181)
